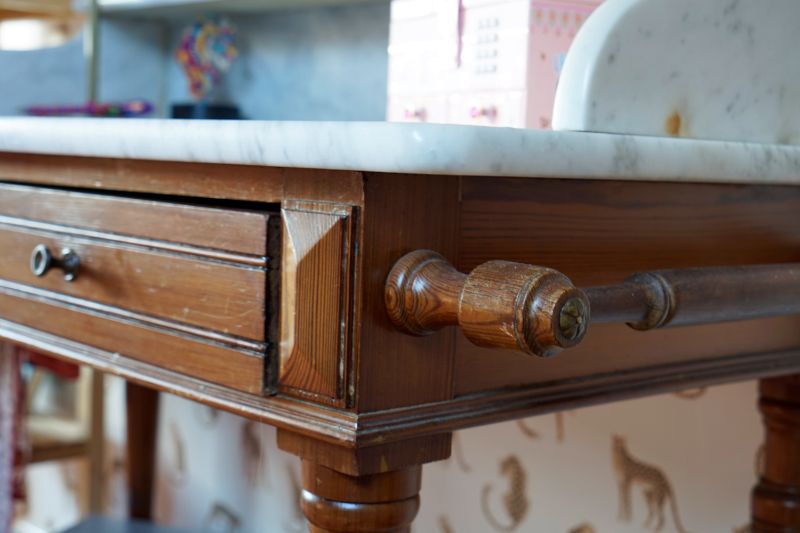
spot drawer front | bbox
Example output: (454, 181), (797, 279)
(0, 183), (277, 393)
(448, 90), (526, 127)
(387, 95), (449, 123)
(0, 225), (266, 340)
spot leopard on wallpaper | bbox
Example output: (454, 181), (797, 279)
(612, 435), (690, 533)
(673, 388), (707, 400)
(518, 412), (567, 442)
(439, 515), (455, 533)
(240, 420), (266, 488)
(481, 455), (529, 531)
(451, 432), (472, 473)
(204, 502), (242, 533)
(167, 421), (187, 487)
(282, 463), (305, 533)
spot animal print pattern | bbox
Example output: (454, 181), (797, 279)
(14, 370), (762, 532)
(481, 455), (529, 531)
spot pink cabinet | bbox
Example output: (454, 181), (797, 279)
(386, 0), (604, 128)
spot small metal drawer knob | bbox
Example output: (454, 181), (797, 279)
(30, 244), (81, 282)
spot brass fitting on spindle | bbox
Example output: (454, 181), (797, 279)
(385, 250), (590, 357)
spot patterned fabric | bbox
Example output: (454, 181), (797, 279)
(0, 343), (23, 531)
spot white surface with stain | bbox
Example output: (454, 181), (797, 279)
(554, 0), (800, 145)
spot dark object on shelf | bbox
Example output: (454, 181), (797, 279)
(171, 103), (242, 120)
(61, 516), (196, 533)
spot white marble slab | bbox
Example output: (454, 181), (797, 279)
(1, 117), (800, 184)
(553, 0), (800, 145)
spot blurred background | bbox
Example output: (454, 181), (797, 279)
(2, 1), (760, 531)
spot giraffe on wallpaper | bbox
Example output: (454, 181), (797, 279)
(481, 455), (529, 531)
(612, 435), (690, 533)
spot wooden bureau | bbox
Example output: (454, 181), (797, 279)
(2, 146), (800, 532)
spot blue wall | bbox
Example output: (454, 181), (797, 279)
(0, 20), (168, 115)
(166, 2), (391, 120)
(0, 2), (391, 121)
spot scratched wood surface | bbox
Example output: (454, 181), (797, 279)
(0, 290), (264, 393)
(454, 177), (800, 395)
(0, 182), (271, 257)
(0, 223), (267, 340)
(280, 200), (354, 404)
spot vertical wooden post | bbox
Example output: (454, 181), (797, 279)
(752, 375), (800, 532)
(126, 381), (159, 521)
(88, 369), (105, 514)
(300, 462), (422, 533)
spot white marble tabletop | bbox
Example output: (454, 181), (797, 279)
(1, 117), (800, 185)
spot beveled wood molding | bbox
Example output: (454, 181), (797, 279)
(280, 199), (356, 406)
(0, 318), (361, 445)
(8, 314), (800, 454)
(353, 347), (800, 447)
(387, 251), (800, 357)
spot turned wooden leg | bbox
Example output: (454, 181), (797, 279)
(752, 375), (800, 532)
(300, 461), (422, 533)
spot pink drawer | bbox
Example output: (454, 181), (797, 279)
(458, 0), (531, 90)
(387, 95), (449, 124)
(526, 0), (602, 128)
(447, 90), (526, 128)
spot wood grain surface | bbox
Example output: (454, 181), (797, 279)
(0, 153), (285, 202)
(280, 200), (354, 404)
(0, 289), (264, 393)
(752, 375), (800, 532)
(456, 177), (800, 395)
(0, 223), (267, 340)
(0, 183), (271, 257)
(356, 173), (461, 412)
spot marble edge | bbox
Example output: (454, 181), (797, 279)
(0, 117), (799, 185)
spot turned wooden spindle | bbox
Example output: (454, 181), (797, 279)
(752, 376), (800, 533)
(385, 250), (590, 357)
(300, 462), (421, 533)
(386, 251), (800, 357)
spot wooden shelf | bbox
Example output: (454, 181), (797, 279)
(99, 0), (379, 17)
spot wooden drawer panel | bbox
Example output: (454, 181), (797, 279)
(0, 289), (263, 393)
(0, 183), (268, 257)
(0, 182), (278, 392)
(0, 224), (267, 341)
(0, 183), (273, 342)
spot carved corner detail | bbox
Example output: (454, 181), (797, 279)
(279, 200), (355, 406)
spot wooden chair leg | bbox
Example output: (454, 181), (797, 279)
(752, 375), (800, 532)
(300, 461), (422, 533)
(126, 381), (159, 521)
(88, 370), (105, 514)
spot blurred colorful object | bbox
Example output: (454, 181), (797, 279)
(176, 18), (238, 102)
(25, 99), (154, 117)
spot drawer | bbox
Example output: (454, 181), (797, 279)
(0, 183), (278, 393)
(457, 0), (531, 90)
(448, 90), (526, 127)
(387, 94), (449, 123)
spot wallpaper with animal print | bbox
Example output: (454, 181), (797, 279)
(19, 379), (761, 533)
